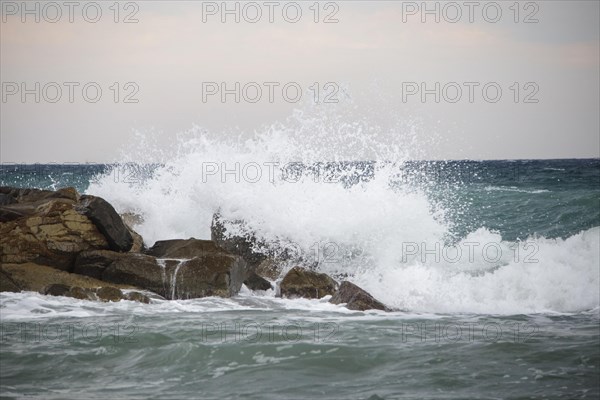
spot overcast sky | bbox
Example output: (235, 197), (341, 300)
(1, 0), (599, 162)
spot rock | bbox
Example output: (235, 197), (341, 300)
(244, 272), (273, 291)
(1, 263), (135, 294)
(102, 254), (166, 296)
(43, 283), (71, 296)
(330, 281), (388, 311)
(211, 213), (267, 272)
(96, 286), (124, 302)
(171, 253), (247, 299)
(68, 286), (95, 300)
(0, 193), (109, 270)
(77, 195), (133, 252)
(145, 238), (221, 259)
(125, 291), (151, 304)
(127, 225), (145, 253)
(255, 258), (283, 280)
(0, 269), (21, 292)
(280, 267), (338, 299)
(73, 250), (128, 280)
(0, 193), (17, 206)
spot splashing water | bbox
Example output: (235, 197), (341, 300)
(87, 104), (600, 314)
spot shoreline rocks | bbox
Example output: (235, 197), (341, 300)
(280, 266), (338, 299)
(330, 281), (388, 311)
(1, 186), (391, 312)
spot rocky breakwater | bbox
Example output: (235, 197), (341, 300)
(0, 187), (247, 302)
(212, 214), (390, 310)
(1, 186), (390, 311)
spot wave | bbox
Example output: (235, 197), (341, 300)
(85, 106), (599, 315)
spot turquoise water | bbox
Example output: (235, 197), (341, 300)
(1, 159), (599, 399)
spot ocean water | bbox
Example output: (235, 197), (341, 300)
(1, 127), (599, 398)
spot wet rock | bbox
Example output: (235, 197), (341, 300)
(330, 281), (388, 311)
(77, 195), (133, 252)
(125, 291), (151, 304)
(127, 225), (145, 253)
(43, 283), (71, 296)
(102, 254), (166, 296)
(244, 272), (273, 291)
(280, 267), (338, 299)
(145, 238), (221, 259)
(1, 263), (134, 294)
(0, 187), (109, 270)
(0, 193), (17, 206)
(0, 269), (20, 292)
(171, 253), (247, 299)
(96, 286), (124, 302)
(255, 258), (283, 280)
(68, 286), (95, 300)
(73, 250), (128, 280)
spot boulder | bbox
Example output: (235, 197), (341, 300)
(255, 258), (283, 280)
(1, 263), (135, 294)
(96, 286), (124, 302)
(101, 254), (166, 296)
(0, 195), (109, 270)
(42, 283), (150, 303)
(43, 283), (71, 296)
(73, 250), (129, 280)
(171, 253), (247, 299)
(77, 195), (133, 252)
(211, 213), (267, 272)
(145, 238), (221, 259)
(125, 291), (151, 304)
(329, 281), (388, 311)
(280, 267), (338, 299)
(127, 225), (145, 253)
(244, 272), (273, 291)
(0, 270), (21, 293)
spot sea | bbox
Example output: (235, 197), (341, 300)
(1, 130), (599, 399)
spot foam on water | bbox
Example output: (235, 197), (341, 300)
(85, 105), (599, 315)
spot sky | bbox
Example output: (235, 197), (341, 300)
(1, 0), (599, 162)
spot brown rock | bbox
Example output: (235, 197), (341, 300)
(1, 263), (135, 293)
(171, 253), (247, 299)
(280, 267), (338, 299)
(244, 272), (273, 291)
(0, 188), (109, 270)
(96, 286), (124, 302)
(101, 254), (166, 296)
(77, 195), (133, 252)
(125, 291), (151, 304)
(255, 258), (283, 280)
(73, 250), (128, 280)
(330, 281), (388, 311)
(145, 238), (221, 259)
(0, 269), (20, 292)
